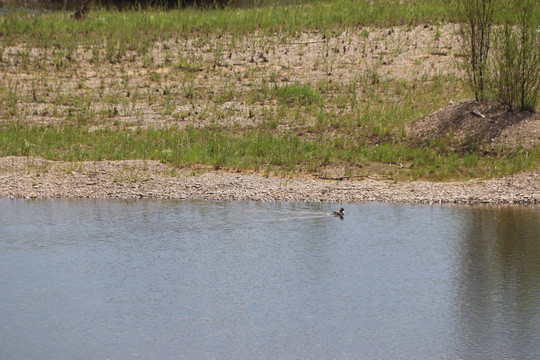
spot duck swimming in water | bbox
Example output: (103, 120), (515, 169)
(331, 207), (345, 217)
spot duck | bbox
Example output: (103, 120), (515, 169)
(331, 207), (345, 217)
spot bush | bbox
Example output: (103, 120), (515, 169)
(455, 0), (495, 101)
(456, 0), (540, 111)
(491, 0), (540, 111)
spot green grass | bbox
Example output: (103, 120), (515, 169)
(275, 83), (321, 105)
(0, 1), (453, 50)
(0, 123), (331, 170)
(2, 122), (539, 180)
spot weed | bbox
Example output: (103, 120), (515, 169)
(149, 72), (162, 82)
(7, 81), (19, 116)
(275, 83), (321, 106)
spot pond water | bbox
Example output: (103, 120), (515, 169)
(1, 200), (539, 360)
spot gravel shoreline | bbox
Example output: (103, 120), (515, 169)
(1, 156), (539, 205)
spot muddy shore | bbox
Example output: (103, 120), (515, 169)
(1, 156), (539, 204)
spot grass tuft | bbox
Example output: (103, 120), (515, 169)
(275, 83), (321, 106)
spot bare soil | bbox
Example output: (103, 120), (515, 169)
(407, 99), (540, 149)
(1, 24), (461, 129)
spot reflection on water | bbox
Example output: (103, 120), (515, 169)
(0, 200), (539, 360)
(456, 207), (540, 360)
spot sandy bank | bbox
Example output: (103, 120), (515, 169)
(1, 157), (539, 204)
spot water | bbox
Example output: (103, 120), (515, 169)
(1, 200), (539, 360)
